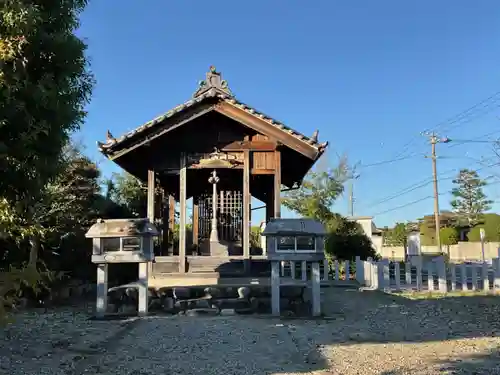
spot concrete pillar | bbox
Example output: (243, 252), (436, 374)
(311, 261), (321, 317)
(138, 262), (149, 316)
(271, 261), (280, 316)
(96, 264), (108, 318)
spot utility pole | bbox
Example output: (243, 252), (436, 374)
(348, 173), (360, 217)
(422, 132), (450, 253)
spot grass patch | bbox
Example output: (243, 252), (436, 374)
(391, 290), (500, 300)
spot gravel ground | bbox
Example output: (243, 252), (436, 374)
(2, 288), (500, 374)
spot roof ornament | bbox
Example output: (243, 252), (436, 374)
(193, 66), (233, 98)
(311, 129), (319, 143)
(106, 130), (116, 143)
(96, 130), (117, 150)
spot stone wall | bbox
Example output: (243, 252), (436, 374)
(379, 241), (500, 261)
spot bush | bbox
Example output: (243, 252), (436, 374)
(468, 213), (500, 242)
(440, 227), (459, 246)
(325, 214), (378, 261)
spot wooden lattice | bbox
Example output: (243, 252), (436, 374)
(197, 190), (243, 243)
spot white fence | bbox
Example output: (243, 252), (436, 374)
(356, 256), (500, 293)
(280, 256), (500, 293)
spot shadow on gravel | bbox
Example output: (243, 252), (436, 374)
(380, 351), (500, 375)
(3, 288), (500, 374)
(262, 287), (500, 374)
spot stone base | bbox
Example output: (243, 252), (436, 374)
(209, 241), (229, 256)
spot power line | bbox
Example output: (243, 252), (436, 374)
(358, 153), (422, 169)
(440, 101), (500, 135)
(359, 113), (500, 172)
(361, 159), (499, 210)
(372, 180), (500, 217)
(372, 195), (436, 216)
(391, 91), (500, 160)
(446, 129), (500, 149)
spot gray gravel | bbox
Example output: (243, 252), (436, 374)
(2, 289), (500, 374)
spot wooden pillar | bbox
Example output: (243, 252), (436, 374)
(274, 150), (281, 218)
(192, 199), (199, 249)
(243, 150), (251, 270)
(147, 170), (155, 272)
(162, 192), (169, 256)
(147, 170), (155, 222)
(168, 195), (175, 254)
(178, 153), (187, 273)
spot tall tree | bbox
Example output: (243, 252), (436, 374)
(282, 156), (349, 222)
(0, 0), (93, 203)
(0, 0), (93, 320)
(383, 222), (408, 247)
(0, 0), (93, 252)
(110, 172), (148, 218)
(282, 157), (377, 260)
(450, 169), (492, 226)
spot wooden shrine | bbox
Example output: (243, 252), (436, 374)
(97, 66), (328, 286)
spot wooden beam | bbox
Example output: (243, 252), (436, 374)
(222, 140), (277, 152)
(251, 168), (274, 175)
(243, 150), (251, 260)
(178, 153), (187, 273)
(216, 102), (318, 160)
(274, 151), (281, 218)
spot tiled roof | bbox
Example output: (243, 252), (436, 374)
(98, 68), (327, 154)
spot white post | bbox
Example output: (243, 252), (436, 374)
(345, 260), (350, 281)
(471, 265), (478, 291)
(138, 262), (149, 316)
(290, 261), (296, 280)
(416, 261), (423, 291)
(450, 263), (456, 291)
(323, 258), (329, 281)
(281, 261), (285, 277)
(365, 257), (373, 286)
(334, 260), (339, 281)
(271, 261), (280, 316)
(301, 260), (307, 281)
(311, 262), (321, 316)
(260, 222), (267, 255)
(382, 260), (390, 290)
(437, 257), (447, 293)
(372, 261), (380, 289)
(394, 262), (401, 290)
(405, 261), (412, 287)
(461, 263), (468, 291)
(427, 263), (434, 291)
(355, 256), (363, 283)
(494, 257), (500, 291)
(482, 261), (490, 291)
(96, 264), (108, 318)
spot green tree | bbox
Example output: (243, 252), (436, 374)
(468, 213), (500, 242)
(0, 0), (93, 321)
(450, 169), (492, 226)
(110, 172), (147, 217)
(440, 227), (459, 246)
(383, 223), (408, 247)
(282, 158), (349, 222)
(282, 158), (376, 261)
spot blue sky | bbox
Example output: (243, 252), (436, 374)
(77, 0), (500, 227)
